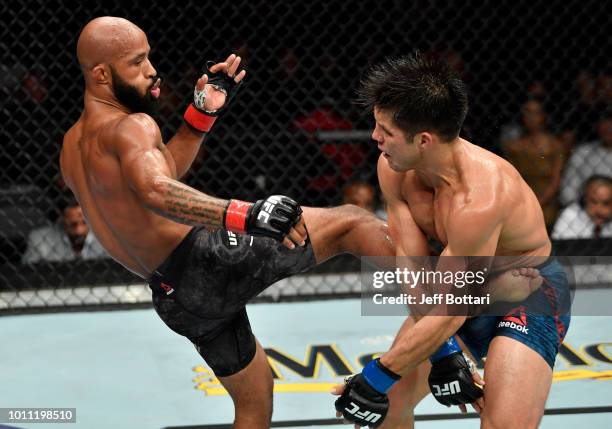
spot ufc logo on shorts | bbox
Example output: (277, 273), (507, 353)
(432, 380), (461, 397)
(343, 402), (382, 424)
(257, 196), (281, 223)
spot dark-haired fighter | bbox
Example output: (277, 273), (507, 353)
(61, 17), (396, 429)
(333, 54), (570, 428)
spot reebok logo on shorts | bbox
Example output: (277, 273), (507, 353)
(499, 306), (529, 334)
(498, 320), (529, 334)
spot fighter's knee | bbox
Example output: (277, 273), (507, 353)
(336, 203), (369, 218)
(380, 375), (425, 427)
(391, 375), (426, 409)
(381, 405), (414, 428)
(309, 204), (388, 259)
(336, 204), (381, 230)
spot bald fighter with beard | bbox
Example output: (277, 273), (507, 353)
(61, 16), (402, 428)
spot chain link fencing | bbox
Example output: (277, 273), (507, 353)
(1, 0), (610, 312)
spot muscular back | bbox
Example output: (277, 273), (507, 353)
(379, 140), (551, 258)
(60, 110), (191, 278)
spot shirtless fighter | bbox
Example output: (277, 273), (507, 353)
(61, 17), (396, 428)
(333, 54), (570, 428)
(62, 18), (542, 428)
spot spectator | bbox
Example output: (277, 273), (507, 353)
(559, 112), (612, 206)
(342, 180), (387, 219)
(497, 82), (556, 152)
(273, 47), (302, 125)
(0, 54), (51, 188)
(342, 180), (376, 212)
(552, 175), (612, 239)
(22, 195), (106, 263)
(561, 71), (609, 143)
(502, 99), (565, 227)
(597, 73), (612, 105)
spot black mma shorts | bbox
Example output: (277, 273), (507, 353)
(148, 227), (315, 377)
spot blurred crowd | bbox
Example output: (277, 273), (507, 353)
(498, 72), (612, 239)
(1, 42), (610, 267)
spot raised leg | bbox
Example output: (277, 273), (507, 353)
(302, 205), (394, 263)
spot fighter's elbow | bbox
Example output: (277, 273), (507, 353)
(138, 176), (168, 211)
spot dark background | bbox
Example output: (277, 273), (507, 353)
(0, 0), (609, 303)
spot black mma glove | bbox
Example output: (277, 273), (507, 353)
(428, 346), (483, 406)
(224, 195), (302, 241)
(335, 358), (400, 428)
(183, 60), (244, 133)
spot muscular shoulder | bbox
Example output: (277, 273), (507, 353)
(449, 185), (501, 225)
(444, 187), (504, 255)
(63, 121), (79, 144)
(100, 113), (162, 154)
(450, 149), (511, 228)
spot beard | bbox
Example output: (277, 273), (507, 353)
(68, 233), (86, 252)
(110, 67), (159, 115)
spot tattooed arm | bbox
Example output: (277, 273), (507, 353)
(110, 113), (229, 229)
(108, 113), (306, 249)
(147, 178), (228, 227)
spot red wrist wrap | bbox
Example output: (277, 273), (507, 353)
(183, 104), (217, 132)
(225, 200), (251, 233)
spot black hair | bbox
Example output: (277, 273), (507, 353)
(580, 175), (612, 207)
(58, 191), (80, 213)
(357, 52), (468, 141)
